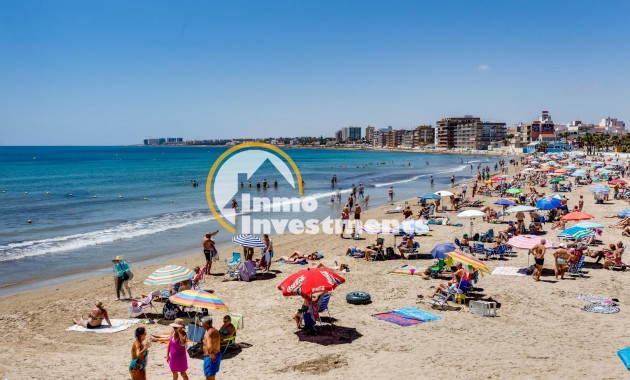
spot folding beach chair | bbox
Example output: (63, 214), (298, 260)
(315, 293), (333, 327)
(221, 313), (243, 353)
(472, 243), (488, 260)
(369, 238), (386, 261)
(226, 252), (241, 279)
(568, 254), (586, 277)
(128, 290), (160, 319)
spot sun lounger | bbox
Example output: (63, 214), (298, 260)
(385, 204), (403, 213)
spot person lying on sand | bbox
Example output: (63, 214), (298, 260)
(275, 251), (321, 263)
(316, 260), (349, 272)
(608, 217), (630, 228)
(73, 302), (112, 329)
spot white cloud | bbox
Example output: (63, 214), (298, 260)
(478, 64), (490, 71)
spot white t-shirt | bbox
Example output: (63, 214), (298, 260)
(462, 184), (468, 192)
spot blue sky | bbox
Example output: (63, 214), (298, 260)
(1, 0), (629, 145)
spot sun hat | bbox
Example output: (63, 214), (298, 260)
(112, 255), (123, 262)
(169, 318), (184, 328)
(559, 243), (565, 248)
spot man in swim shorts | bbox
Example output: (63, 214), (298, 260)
(529, 239), (547, 281)
(201, 316), (221, 380)
(202, 230), (219, 275)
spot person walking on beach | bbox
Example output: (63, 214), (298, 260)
(202, 231), (219, 275)
(262, 234), (274, 272)
(358, 183), (364, 199)
(388, 186), (394, 204)
(578, 195), (584, 212)
(112, 255), (133, 301)
(430, 176), (434, 186)
(354, 204), (362, 229)
(167, 318), (189, 380)
(130, 327), (150, 380)
(529, 239), (547, 281)
(461, 183), (467, 199)
(450, 175), (455, 187)
(201, 316), (222, 380)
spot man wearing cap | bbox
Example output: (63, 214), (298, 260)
(112, 255), (132, 300)
(553, 243), (570, 280)
(201, 316), (222, 379)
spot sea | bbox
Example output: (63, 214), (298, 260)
(0, 146), (509, 293)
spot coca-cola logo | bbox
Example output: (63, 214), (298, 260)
(286, 275), (305, 293)
(321, 270), (337, 285)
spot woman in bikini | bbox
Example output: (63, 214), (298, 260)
(73, 302), (112, 329)
(219, 315), (236, 344)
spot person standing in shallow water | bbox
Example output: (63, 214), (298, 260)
(202, 230), (219, 274)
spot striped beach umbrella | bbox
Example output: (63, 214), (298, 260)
(557, 226), (591, 240)
(232, 234), (266, 248)
(169, 290), (229, 311)
(445, 251), (490, 275)
(144, 265), (194, 286)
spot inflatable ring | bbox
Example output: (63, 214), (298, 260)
(346, 291), (371, 305)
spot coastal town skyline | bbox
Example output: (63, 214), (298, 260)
(1, 1), (629, 145)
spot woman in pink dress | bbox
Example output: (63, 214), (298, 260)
(166, 318), (189, 380)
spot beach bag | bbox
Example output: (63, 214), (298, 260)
(525, 265), (536, 275)
(187, 342), (204, 358)
(163, 301), (178, 320)
(472, 233), (480, 241)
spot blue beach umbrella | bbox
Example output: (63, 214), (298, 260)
(563, 165), (577, 170)
(536, 197), (561, 210)
(575, 221), (604, 229)
(494, 199), (516, 206)
(571, 170), (586, 177)
(430, 243), (457, 259)
(618, 209), (630, 218)
(418, 193), (440, 200)
(590, 185), (610, 194)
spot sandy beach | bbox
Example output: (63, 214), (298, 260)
(1, 158), (629, 380)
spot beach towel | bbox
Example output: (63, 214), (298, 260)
(372, 312), (425, 327)
(576, 294), (616, 303)
(66, 319), (139, 333)
(394, 307), (442, 322)
(491, 267), (528, 276)
(582, 303), (620, 314)
(618, 347), (630, 371)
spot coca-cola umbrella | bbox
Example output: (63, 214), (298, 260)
(278, 267), (345, 298)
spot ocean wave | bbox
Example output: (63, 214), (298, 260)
(373, 174), (427, 188)
(0, 211), (216, 262)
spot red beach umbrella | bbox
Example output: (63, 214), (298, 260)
(609, 179), (627, 185)
(561, 211), (595, 221)
(278, 268), (345, 298)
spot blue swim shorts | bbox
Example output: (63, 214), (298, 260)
(204, 353), (222, 376)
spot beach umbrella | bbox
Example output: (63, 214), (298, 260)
(549, 177), (564, 184)
(590, 185), (610, 193)
(575, 221), (604, 229)
(598, 169), (613, 175)
(557, 226), (591, 241)
(494, 199), (516, 206)
(430, 243), (456, 260)
(507, 235), (553, 249)
(435, 190), (454, 197)
(571, 170), (586, 177)
(548, 193), (567, 200)
(554, 169), (567, 174)
(563, 165), (577, 170)
(505, 187), (523, 195)
(457, 210), (486, 237)
(232, 234), (266, 248)
(144, 265), (194, 286)
(562, 211), (594, 221)
(618, 209), (630, 218)
(521, 168), (535, 172)
(418, 193), (440, 200)
(169, 290), (229, 311)
(536, 197), (561, 210)
(609, 179), (627, 185)
(278, 267), (345, 297)
(399, 220), (430, 235)
(445, 251), (491, 275)
(491, 176), (507, 182)
(505, 205), (537, 213)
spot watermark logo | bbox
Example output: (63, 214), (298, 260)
(206, 142), (305, 234)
